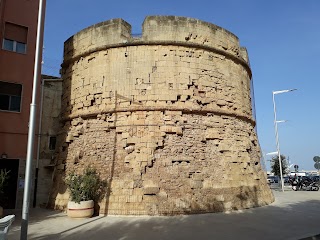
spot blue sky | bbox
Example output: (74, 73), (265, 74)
(42, 0), (320, 171)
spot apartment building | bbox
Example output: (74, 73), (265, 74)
(0, 0), (46, 209)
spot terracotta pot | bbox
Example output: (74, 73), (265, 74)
(67, 200), (94, 218)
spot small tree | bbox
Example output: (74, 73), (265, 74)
(270, 155), (288, 176)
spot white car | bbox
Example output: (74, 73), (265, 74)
(267, 176), (278, 184)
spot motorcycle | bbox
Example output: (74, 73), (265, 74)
(300, 179), (319, 191)
(290, 177), (319, 191)
(290, 179), (299, 191)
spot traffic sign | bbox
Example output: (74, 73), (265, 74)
(313, 156), (320, 162)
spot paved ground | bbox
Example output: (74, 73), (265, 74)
(5, 187), (320, 240)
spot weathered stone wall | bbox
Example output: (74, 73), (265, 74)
(37, 79), (62, 207)
(48, 16), (274, 215)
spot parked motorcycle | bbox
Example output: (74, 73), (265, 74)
(290, 177), (319, 191)
(290, 179), (299, 191)
(300, 179), (319, 191)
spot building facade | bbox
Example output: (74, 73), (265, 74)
(35, 76), (62, 207)
(0, 0), (46, 209)
(49, 16), (274, 215)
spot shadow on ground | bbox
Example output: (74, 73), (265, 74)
(7, 191), (320, 240)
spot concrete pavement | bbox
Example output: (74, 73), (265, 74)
(5, 189), (320, 240)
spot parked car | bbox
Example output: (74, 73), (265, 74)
(267, 176), (279, 184)
(310, 176), (319, 182)
(283, 176), (290, 183)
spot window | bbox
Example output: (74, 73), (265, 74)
(0, 81), (22, 112)
(49, 136), (57, 150)
(2, 22), (28, 54)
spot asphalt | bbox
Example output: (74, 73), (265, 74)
(4, 186), (320, 240)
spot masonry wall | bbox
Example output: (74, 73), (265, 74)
(48, 16), (274, 215)
(36, 79), (62, 207)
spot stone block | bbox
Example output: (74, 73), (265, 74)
(217, 99), (227, 106)
(126, 195), (143, 203)
(190, 180), (203, 189)
(205, 128), (221, 140)
(143, 187), (160, 195)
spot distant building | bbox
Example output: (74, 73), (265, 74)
(289, 170), (319, 177)
(0, 0), (47, 209)
(289, 172), (306, 177)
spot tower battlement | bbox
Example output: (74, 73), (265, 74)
(64, 16), (249, 66)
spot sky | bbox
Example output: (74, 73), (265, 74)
(42, 0), (320, 171)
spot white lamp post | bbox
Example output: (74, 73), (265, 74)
(20, 0), (45, 239)
(272, 89), (297, 192)
(266, 151), (279, 156)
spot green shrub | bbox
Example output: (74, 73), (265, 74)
(65, 167), (105, 204)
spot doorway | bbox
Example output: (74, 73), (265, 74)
(0, 159), (19, 209)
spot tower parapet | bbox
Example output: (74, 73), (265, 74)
(63, 16), (250, 70)
(64, 18), (132, 61)
(142, 16), (241, 59)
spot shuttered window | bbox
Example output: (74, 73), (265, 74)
(0, 81), (23, 112)
(2, 22), (28, 54)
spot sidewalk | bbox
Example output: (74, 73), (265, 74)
(5, 189), (320, 240)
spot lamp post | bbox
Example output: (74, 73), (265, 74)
(20, 0), (45, 239)
(272, 89), (297, 192)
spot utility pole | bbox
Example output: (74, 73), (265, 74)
(20, 0), (45, 239)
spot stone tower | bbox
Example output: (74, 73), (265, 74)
(48, 16), (274, 215)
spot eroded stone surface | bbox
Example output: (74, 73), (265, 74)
(48, 16), (274, 215)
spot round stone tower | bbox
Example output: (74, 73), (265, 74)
(49, 16), (274, 215)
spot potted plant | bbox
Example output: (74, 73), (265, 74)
(65, 167), (105, 218)
(0, 169), (10, 217)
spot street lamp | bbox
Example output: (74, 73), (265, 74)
(272, 88), (297, 192)
(20, 0), (45, 239)
(266, 151), (279, 156)
(276, 120), (288, 123)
